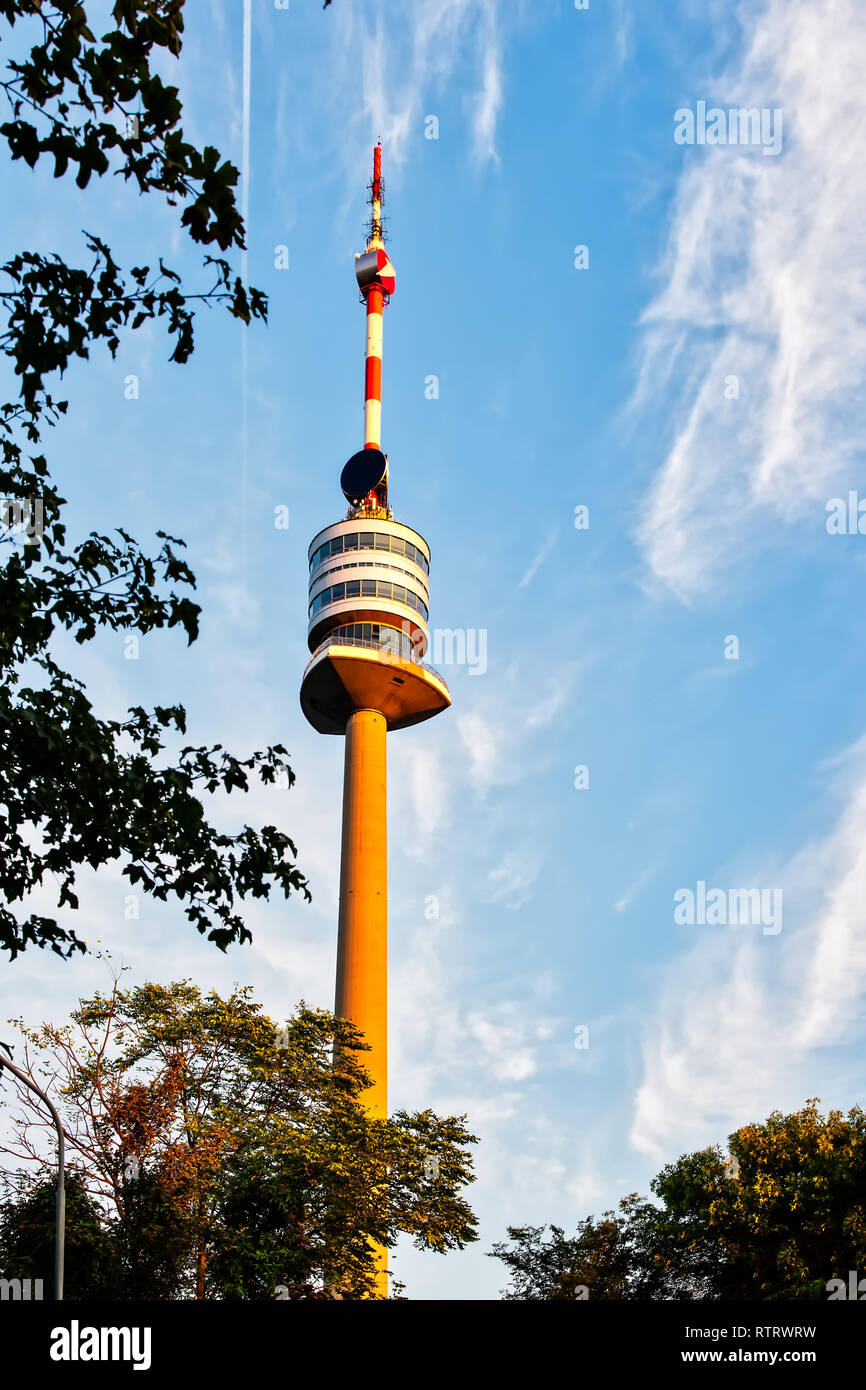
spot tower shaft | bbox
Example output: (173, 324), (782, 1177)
(335, 708), (388, 1118)
(335, 707), (389, 1299)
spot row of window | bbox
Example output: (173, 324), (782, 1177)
(312, 557), (428, 597)
(329, 623), (418, 660)
(310, 530), (430, 575)
(309, 579), (429, 621)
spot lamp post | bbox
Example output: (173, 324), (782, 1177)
(0, 1045), (65, 1300)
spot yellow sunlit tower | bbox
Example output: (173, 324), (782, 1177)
(299, 145), (450, 1296)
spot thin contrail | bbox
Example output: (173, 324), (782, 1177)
(240, 0), (251, 558)
(242, 0), (251, 287)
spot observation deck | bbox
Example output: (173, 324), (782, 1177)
(300, 511), (450, 734)
(300, 631), (450, 735)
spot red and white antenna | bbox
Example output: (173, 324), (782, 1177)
(354, 144), (396, 454)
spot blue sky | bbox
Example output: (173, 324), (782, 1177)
(3, 0), (866, 1299)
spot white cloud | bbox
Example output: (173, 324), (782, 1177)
(454, 651), (585, 794)
(208, 581), (261, 628)
(631, 733), (866, 1159)
(456, 710), (501, 795)
(614, 1), (632, 68)
(485, 848), (539, 911)
(467, 1008), (537, 1082)
(614, 864), (655, 914)
(471, 1), (504, 164)
(394, 742), (451, 854)
(357, 0), (507, 168)
(524, 670), (581, 731)
(389, 920), (560, 1109)
(634, 0), (866, 601)
(518, 529), (557, 588)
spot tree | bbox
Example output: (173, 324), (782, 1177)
(488, 1195), (707, 1301)
(0, 0), (309, 961)
(0, 1171), (119, 1299)
(490, 1100), (866, 1300)
(653, 1099), (866, 1300)
(0, 979), (479, 1298)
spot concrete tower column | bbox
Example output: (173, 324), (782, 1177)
(301, 146), (451, 1300)
(335, 707), (388, 1118)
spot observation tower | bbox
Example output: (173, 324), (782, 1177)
(299, 147), (450, 1288)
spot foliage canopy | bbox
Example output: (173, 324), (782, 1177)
(0, 0), (309, 961)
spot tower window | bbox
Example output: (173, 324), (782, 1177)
(309, 580), (428, 622)
(310, 530), (429, 575)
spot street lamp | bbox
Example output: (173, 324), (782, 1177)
(0, 1044), (65, 1300)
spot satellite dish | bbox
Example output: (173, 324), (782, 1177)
(340, 448), (387, 505)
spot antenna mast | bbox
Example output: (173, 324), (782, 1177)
(354, 144), (396, 457)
